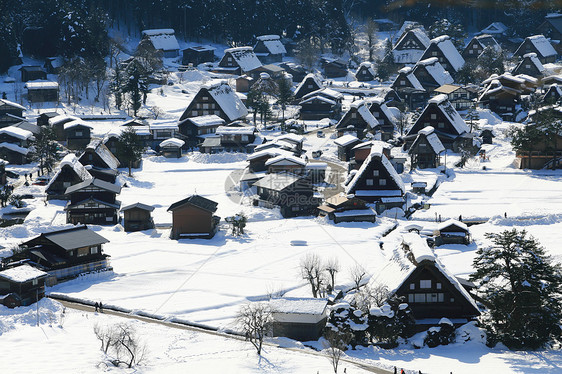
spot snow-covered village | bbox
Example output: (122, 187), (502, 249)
(2, 1), (562, 373)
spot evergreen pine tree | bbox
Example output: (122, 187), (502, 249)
(277, 77), (294, 129)
(470, 229), (562, 349)
(32, 126), (59, 176)
(117, 125), (144, 177)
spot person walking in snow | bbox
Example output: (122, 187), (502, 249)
(94, 302), (99, 312)
(99, 301), (103, 313)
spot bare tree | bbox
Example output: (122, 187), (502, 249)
(94, 323), (147, 368)
(349, 264), (367, 290)
(324, 257), (340, 292)
(236, 302), (272, 355)
(300, 253), (325, 298)
(365, 18), (378, 61)
(112, 323), (147, 368)
(323, 329), (352, 373)
(94, 323), (115, 354)
(354, 284), (389, 313)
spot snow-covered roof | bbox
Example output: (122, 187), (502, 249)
(141, 29), (180, 52)
(300, 95), (336, 105)
(46, 154), (91, 191)
(63, 120), (93, 130)
(429, 35), (465, 72)
(294, 74), (323, 95)
(204, 81), (249, 122)
(0, 126), (34, 141)
(0, 99), (25, 111)
(269, 297), (328, 315)
(520, 53), (545, 73)
(480, 22), (507, 35)
(160, 138), (185, 148)
(0, 264), (47, 283)
(223, 47), (263, 72)
(84, 139), (120, 170)
(247, 148), (292, 161)
(396, 22), (426, 40)
(253, 172), (303, 191)
(402, 232), (435, 263)
(356, 62), (377, 77)
(416, 58), (454, 86)
(255, 35), (287, 55)
(394, 69), (424, 91)
(472, 34), (501, 53)
(527, 35), (557, 58)
(437, 218), (468, 232)
(412, 126), (445, 154)
(393, 49), (426, 65)
(182, 115), (225, 127)
(277, 133), (304, 144)
(24, 81), (59, 90)
(345, 144), (405, 195)
(215, 125), (255, 135)
(428, 94), (469, 134)
(0, 142), (29, 155)
(265, 154), (307, 167)
(334, 134), (360, 147)
(49, 115), (79, 126)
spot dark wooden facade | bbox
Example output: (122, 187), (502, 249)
(461, 35), (500, 61)
(512, 54), (545, 78)
(182, 46), (215, 66)
(0, 145), (29, 164)
(168, 195), (219, 239)
(321, 59), (348, 78)
(78, 141), (120, 170)
(122, 203), (154, 232)
(0, 99), (25, 128)
(25, 82), (59, 103)
(254, 173), (320, 217)
(178, 83), (248, 123)
(46, 156), (91, 199)
(64, 123), (92, 150)
(394, 259), (480, 320)
(0, 265), (48, 308)
(408, 131), (443, 169)
(14, 225), (110, 282)
(436, 220), (470, 245)
(513, 35), (557, 64)
(19, 66), (47, 82)
(355, 63), (376, 82)
(294, 74), (323, 100)
(178, 115), (225, 147)
(335, 103), (378, 139)
(65, 178), (121, 225)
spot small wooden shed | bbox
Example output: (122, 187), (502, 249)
(122, 203), (155, 232)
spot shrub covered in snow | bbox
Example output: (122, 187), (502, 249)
(423, 318), (455, 348)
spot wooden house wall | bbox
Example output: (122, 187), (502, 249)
(462, 39), (484, 60)
(351, 157), (401, 195)
(27, 89), (58, 103)
(171, 205), (213, 236)
(68, 187), (116, 205)
(356, 66), (375, 81)
(67, 206), (118, 225)
(272, 318), (326, 341)
(410, 104), (461, 138)
(420, 44), (455, 75)
(79, 149), (112, 169)
(124, 208), (153, 231)
(46, 166), (83, 197)
(182, 49), (214, 66)
(394, 262), (479, 319)
(0, 107), (24, 127)
(0, 276), (46, 307)
(0, 148), (27, 164)
(410, 136), (440, 169)
(65, 126), (91, 150)
(299, 101), (339, 120)
(516, 39), (556, 63)
(179, 88), (229, 122)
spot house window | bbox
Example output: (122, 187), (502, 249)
(415, 293), (426, 302)
(420, 279), (431, 288)
(424, 122), (430, 127)
(408, 294), (414, 302)
(372, 111), (379, 118)
(307, 84), (313, 88)
(75, 131), (83, 137)
(214, 111), (220, 116)
(203, 103), (209, 109)
(438, 122), (445, 128)
(366, 179), (374, 186)
(409, 283), (415, 290)
(373, 170), (379, 176)
(430, 113), (437, 120)
(436, 282), (442, 289)
(291, 206), (300, 211)
(91, 245), (99, 254)
(525, 64), (531, 69)
(88, 154), (93, 160)
(32, 279), (38, 286)
(202, 96), (209, 100)
(351, 112), (357, 119)
(63, 182), (71, 188)
(77, 247), (89, 257)
(400, 80), (406, 86)
(469, 49), (474, 55)
(450, 297), (455, 303)
(227, 57), (232, 62)
(431, 51), (438, 56)
(241, 135), (249, 142)
(69, 251), (74, 256)
(379, 179), (387, 186)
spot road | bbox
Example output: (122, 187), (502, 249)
(51, 296), (393, 374)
